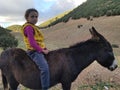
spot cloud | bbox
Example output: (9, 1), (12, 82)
(0, 0), (87, 27)
(0, 0), (34, 16)
(36, 0), (87, 22)
(0, 0), (35, 27)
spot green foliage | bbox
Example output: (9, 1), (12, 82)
(50, 0), (120, 26)
(39, 11), (71, 28)
(78, 81), (120, 90)
(112, 44), (119, 48)
(0, 27), (18, 50)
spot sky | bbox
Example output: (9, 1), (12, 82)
(0, 0), (87, 27)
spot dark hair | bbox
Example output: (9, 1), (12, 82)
(25, 8), (38, 20)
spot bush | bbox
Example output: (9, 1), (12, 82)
(0, 27), (18, 50)
(112, 44), (119, 48)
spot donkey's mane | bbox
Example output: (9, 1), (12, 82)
(46, 38), (100, 56)
(69, 39), (96, 49)
(48, 38), (99, 54)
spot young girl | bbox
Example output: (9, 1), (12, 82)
(21, 8), (50, 90)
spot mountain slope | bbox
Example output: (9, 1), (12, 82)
(50, 0), (120, 26)
(6, 25), (22, 32)
(39, 11), (71, 28)
(6, 0), (120, 30)
(41, 16), (120, 56)
(5, 15), (120, 90)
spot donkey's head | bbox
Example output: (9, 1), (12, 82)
(89, 27), (118, 71)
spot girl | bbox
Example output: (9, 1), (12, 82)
(21, 8), (50, 90)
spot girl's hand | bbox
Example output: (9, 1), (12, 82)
(42, 49), (49, 54)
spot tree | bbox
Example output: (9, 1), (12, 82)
(0, 27), (18, 50)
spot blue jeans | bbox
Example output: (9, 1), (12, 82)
(27, 51), (50, 89)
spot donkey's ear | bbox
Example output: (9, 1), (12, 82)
(89, 26), (100, 40)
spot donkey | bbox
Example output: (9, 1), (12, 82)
(0, 27), (118, 90)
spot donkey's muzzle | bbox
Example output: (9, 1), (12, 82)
(109, 64), (118, 71)
(108, 59), (118, 71)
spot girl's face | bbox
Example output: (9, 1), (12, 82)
(26, 11), (38, 25)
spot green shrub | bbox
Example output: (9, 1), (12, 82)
(0, 27), (18, 50)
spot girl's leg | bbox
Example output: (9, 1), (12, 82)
(28, 51), (50, 90)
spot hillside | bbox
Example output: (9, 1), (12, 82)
(1, 15), (120, 90)
(50, 0), (120, 26)
(39, 11), (71, 28)
(1, 0), (120, 89)
(12, 16), (120, 56)
(43, 15), (120, 90)
(41, 16), (120, 56)
(6, 25), (22, 32)
(7, 0), (120, 29)
(12, 15), (120, 90)
(6, 11), (70, 31)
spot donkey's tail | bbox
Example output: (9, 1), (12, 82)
(1, 73), (8, 90)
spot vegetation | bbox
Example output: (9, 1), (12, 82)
(6, 11), (70, 30)
(6, 25), (22, 32)
(39, 11), (71, 28)
(6, 0), (120, 29)
(0, 0), (119, 90)
(78, 81), (120, 90)
(49, 0), (120, 26)
(112, 44), (119, 48)
(0, 26), (18, 50)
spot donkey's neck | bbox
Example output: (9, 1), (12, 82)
(73, 51), (96, 73)
(69, 40), (98, 73)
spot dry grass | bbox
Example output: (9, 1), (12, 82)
(1, 16), (120, 90)
(42, 16), (120, 56)
(42, 16), (120, 90)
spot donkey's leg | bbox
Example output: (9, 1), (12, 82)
(9, 82), (19, 90)
(61, 83), (71, 90)
(1, 74), (8, 90)
(8, 78), (19, 90)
